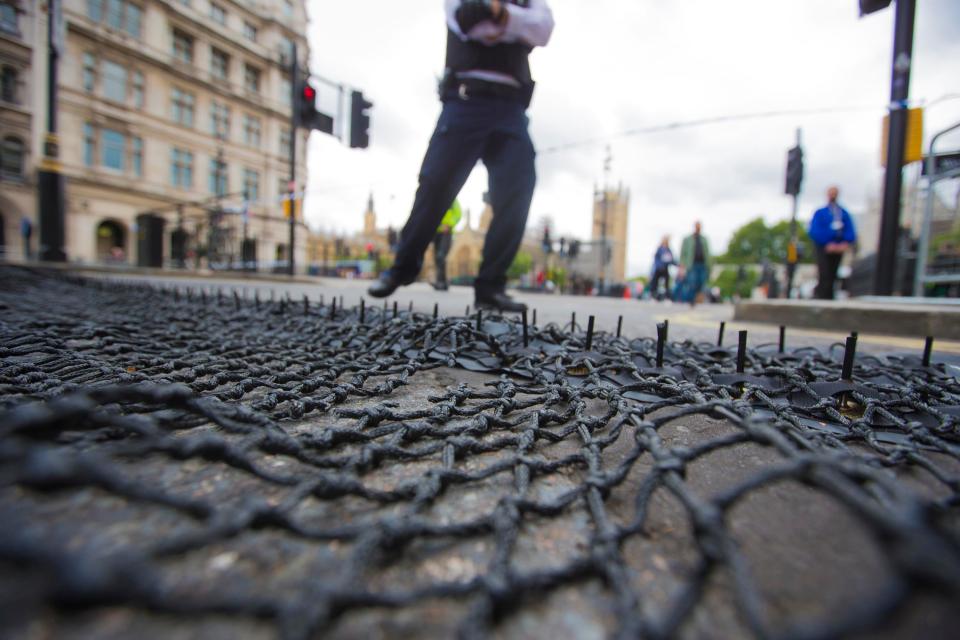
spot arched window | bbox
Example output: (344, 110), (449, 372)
(0, 2), (18, 35)
(0, 136), (24, 181)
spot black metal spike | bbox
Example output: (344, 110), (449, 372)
(779, 325), (786, 353)
(360, 298), (366, 323)
(616, 315), (623, 339)
(433, 303), (439, 320)
(393, 301), (398, 319)
(217, 289), (223, 304)
(522, 310), (529, 348)
(532, 309), (537, 326)
(233, 290), (241, 311)
(254, 291), (260, 309)
(923, 336), (934, 367)
(303, 295), (309, 314)
(465, 305), (471, 316)
(585, 316), (595, 351)
(663, 319), (669, 343)
(330, 297), (337, 319)
(656, 323), (666, 368)
(408, 301), (413, 313)
(718, 321), (726, 347)
(737, 330), (747, 373)
(571, 312), (576, 332)
(841, 334), (857, 381)
(476, 309), (483, 332)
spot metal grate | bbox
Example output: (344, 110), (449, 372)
(0, 266), (958, 639)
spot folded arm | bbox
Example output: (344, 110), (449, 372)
(446, 0), (554, 48)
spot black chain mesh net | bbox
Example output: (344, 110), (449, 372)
(1, 266), (959, 639)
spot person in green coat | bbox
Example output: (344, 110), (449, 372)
(679, 221), (711, 305)
(432, 199), (462, 291)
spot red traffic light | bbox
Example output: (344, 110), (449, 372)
(303, 85), (316, 101)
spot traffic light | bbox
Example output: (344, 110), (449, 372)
(350, 90), (372, 149)
(859, 0), (892, 16)
(785, 145), (804, 196)
(297, 79), (333, 134)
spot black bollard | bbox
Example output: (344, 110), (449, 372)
(585, 316), (595, 351)
(841, 334), (857, 381)
(779, 325), (786, 353)
(656, 323), (666, 369)
(718, 321), (725, 347)
(923, 336), (934, 367)
(737, 330), (747, 373)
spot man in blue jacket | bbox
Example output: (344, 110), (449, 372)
(808, 186), (857, 300)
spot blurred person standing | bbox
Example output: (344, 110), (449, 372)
(808, 186), (857, 300)
(368, 0), (555, 313)
(650, 235), (675, 301)
(680, 221), (712, 305)
(432, 199), (462, 291)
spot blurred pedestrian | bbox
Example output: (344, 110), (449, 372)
(368, 0), (555, 313)
(680, 221), (712, 305)
(650, 235), (675, 301)
(432, 199), (462, 291)
(20, 216), (32, 260)
(808, 186), (857, 300)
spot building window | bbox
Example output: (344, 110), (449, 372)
(84, 123), (96, 166)
(279, 77), (291, 106)
(282, 1), (293, 20)
(171, 87), (195, 126)
(132, 136), (143, 177)
(83, 53), (97, 92)
(211, 102), (230, 140)
(243, 21), (257, 41)
(102, 60), (127, 102)
(171, 148), (193, 188)
(279, 128), (291, 157)
(243, 114), (261, 148)
(132, 70), (144, 108)
(209, 157), (227, 196)
(172, 29), (193, 64)
(1, 66), (17, 103)
(243, 169), (260, 202)
(243, 64), (260, 93)
(88, 0), (141, 37)
(211, 47), (229, 81)
(209, 3), (226, 25)
(0, 135), (23, 181)
(0, 2), (17, 35)
(101, 128), (126, 170)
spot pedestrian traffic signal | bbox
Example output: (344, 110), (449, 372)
(297, 79), (333, 134)
(785, 145), (804, 196)
(350, 90), (372, 149)
(859, 0), (892, 16)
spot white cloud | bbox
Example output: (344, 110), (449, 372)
(304, 0), (960, 277)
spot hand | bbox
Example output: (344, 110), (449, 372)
(456, 0), (496, 34)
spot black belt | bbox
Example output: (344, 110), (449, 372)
(442, 77), (524, 102)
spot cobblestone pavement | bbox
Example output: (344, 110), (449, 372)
(1, 266), (959, 639)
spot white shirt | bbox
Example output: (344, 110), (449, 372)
(444, 0), (555, 87)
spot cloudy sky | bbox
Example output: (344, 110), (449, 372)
(302, 0), (960, 278)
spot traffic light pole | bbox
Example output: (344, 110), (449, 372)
(37, 0), (66, 262)
(288, 43), (298, 277)
(874, 0), (916, 295)
(786, 128), (802, 298)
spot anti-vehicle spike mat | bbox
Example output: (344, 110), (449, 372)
(0, 266), (959, 639)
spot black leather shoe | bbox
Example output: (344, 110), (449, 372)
(475, 291), (527, 313)
(368, 272), (407, 298)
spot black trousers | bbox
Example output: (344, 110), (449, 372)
(390, 94), (535, 297)
(651, 267), (671, 299)
(433, 231), (452, 285)
(815, 248), (843, 300)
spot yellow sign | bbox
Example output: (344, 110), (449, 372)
(282, 197), (300, 220)
(881, 107), (924, 166)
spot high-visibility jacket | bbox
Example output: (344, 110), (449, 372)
(437, 199), (462, 232)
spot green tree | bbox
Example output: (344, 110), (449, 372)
(712, 266), (759, 299)
(718, 217), (814, 264)
(507, 251), (533, 280)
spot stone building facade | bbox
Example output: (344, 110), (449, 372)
(0, 0), (310, 269)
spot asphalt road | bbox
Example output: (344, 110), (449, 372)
(85, 270), (960, 360)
